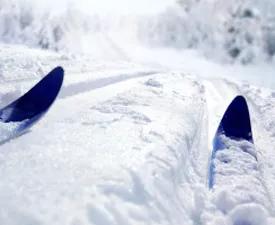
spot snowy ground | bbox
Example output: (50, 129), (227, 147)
(0, 43), (274, 225)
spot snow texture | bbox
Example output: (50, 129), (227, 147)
(0, 1), (274, 225)
(0, 43), (272, 225)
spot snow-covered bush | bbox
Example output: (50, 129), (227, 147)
(0, 0), (94, 51)
(0, 0), (275, 64)
(139, 0), (275, 64)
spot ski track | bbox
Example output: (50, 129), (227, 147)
(0, 69), (208, 225)
(226, 81), (275, 216)
(210, 79), (275, 215)
(203, 78), (275, 224)
(59, 70), (160, 98)
(0, 45), (274, 224)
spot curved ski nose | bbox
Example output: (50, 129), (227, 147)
(0, 66), (64, 122)
(218, 95), (253, 142)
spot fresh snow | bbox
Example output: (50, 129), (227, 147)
(0, 1), (274, 225)
(0, 43), (273, 225)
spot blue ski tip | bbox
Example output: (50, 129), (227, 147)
(217, 95), (253, 142)
(0, 66), (64, 123)
(208, 95), (253, 189)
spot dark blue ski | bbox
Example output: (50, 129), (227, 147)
(0, 66), (64, 143)
(208, 95), (254, 188)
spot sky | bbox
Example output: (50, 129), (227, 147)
(40, 0), (176, 15)
(78, 0), (175, 14)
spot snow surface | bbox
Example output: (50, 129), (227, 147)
(0, 1), (274, 225)
(0, 43), (273, 225)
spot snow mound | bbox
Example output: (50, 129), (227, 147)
(228, 203), (268, 225)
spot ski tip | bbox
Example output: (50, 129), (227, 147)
(48, 66), (64, 83)
(0, 66), (65, 122)
(36, 66), (64, 99)
(218, 95), (253, 142)
(51, 66), (64, 75)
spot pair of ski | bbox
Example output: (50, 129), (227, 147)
(0, 67), (255, 188)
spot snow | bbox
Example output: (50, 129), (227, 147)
(0, 66), (207, 224)
(211, 136), (268, 211)
(0, 120), (23, 142)
(0, 1), (274, 225)
(0, 43), (273, 225)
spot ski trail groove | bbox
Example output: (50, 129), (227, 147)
(203, 78), (275, 221)
(224, 81), (275, 216)
(60, 71), (160, 98)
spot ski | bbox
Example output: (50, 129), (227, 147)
(208, 95), (255, 189)
(0, 66), (64, 144)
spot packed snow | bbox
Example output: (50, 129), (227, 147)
(0, 0), (274, 225)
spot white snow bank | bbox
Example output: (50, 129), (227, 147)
(228, 203), (268, 225)
(0, 69), (209, 225)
